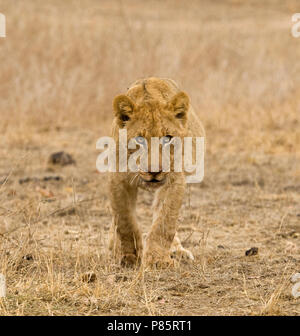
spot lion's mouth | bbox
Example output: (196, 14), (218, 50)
(140, 177), (166, 185)
(149, 178), (162, 183)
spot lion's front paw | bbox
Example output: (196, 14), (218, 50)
(170, 247), (194, 262)
(154, 257), (176, 269)
(120, 254), (141, 268)
(143, 250), (176, 269)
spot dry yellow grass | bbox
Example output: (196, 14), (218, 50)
(0, 0), (299, 315)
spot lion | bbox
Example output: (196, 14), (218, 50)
(108, 77), (205, 268)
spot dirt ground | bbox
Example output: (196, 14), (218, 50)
(0, 0), (299, 315)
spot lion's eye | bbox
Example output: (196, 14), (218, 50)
(135, 136), (146, 145)
(175, 112), (185, 119)
(121, 114), (130, 122)
(162, 135), (173, 145)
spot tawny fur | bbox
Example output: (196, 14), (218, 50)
(108, 77), (205, 268)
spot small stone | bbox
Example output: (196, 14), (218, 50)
(245, 247), (258, 256)
(43, 176), (62, 182)
(57, 207), (76, 217)
(115, 275), (128, 282)
(289, 231), (299, 239)
(23, 254), (34, 261)
(81, 272), (97, 283)
(48, 151), (76, 166)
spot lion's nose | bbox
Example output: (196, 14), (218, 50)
(147, 163), (162, 176)
(149, 171), (162, 178)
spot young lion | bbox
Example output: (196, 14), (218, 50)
(108, 77), (205, 268)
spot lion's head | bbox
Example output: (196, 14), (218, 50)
(112, 78), (190, 186)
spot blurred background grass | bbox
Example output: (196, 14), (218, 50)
(0, 0), (299, 155)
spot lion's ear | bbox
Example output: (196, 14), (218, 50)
(170, 92), (189, 121)
(113, 95), (135, 127)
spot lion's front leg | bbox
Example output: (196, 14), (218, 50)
(143, 174), (186, 268)
(109, 176), (142, 267)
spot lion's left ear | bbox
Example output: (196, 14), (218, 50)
(170, 91), (189, 121)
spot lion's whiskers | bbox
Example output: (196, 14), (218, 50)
(129, 173), (139, 186)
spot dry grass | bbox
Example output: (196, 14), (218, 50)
(0, 0), (300, 315)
